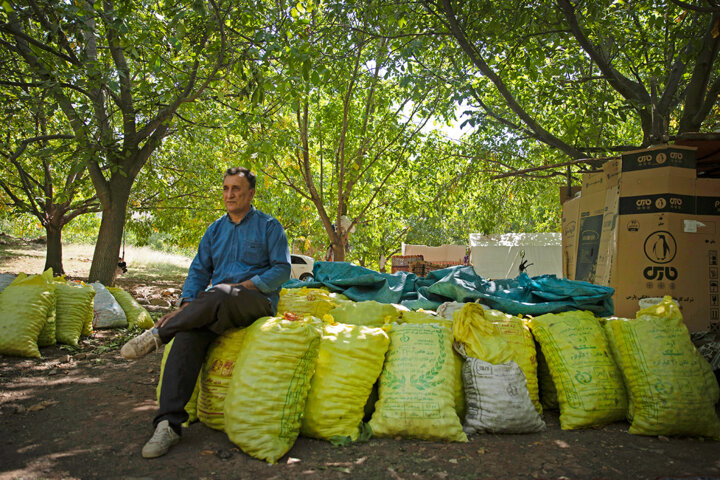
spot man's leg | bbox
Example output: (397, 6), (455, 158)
(153, 329), (217, 430)
(156, 284), (272, 341)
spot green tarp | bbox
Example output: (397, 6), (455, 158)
(283, 262), (614, 316)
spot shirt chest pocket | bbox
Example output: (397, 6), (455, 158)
(242, 240), (267, 265)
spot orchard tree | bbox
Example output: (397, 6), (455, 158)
(238, 1), (456, 262)
(420, 0), (720, 169)
(0, 0), (229, 284)
(0, 83), (98, 274)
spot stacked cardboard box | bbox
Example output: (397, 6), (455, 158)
(561, 145), (720, 331)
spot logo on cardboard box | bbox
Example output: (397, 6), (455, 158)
(642, 231), (678, 281)
(644, 231), (676, 264)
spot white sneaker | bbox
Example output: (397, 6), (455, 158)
(142, 420), (180, 458)
(120, 329), (162, 360)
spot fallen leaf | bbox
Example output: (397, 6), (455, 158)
(27, 400), (56, 412)
(477, 448), (486, 455)
(287, 457), (301, 464)
(448, 458), (458, 464)
(554, 440), (570, 449)
(200, 450), (215, 456)
(658, 435), (670, 442)
(355, 456), (368, 465)
(435, 472), (448, 479)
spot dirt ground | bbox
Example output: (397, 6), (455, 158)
(1, 238), (720, 480)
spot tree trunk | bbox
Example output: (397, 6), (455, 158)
(88, 179), (132, 285)
(44, 224), (64, 276)
(332, 237), (346, 262)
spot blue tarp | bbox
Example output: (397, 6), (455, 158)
(283, 261), (614, 316)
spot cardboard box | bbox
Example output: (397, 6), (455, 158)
(575, 172), (607, 282)
(562, 195), (581, 279)
(594, 145), (715, 331)
(694, 178), (720, 331)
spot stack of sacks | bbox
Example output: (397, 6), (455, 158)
(529, 310), (627, 430)
(604, 297), (720, 439)
(0, 269), (56, 358)
(277, 287), (349, 318)
(453, 303), (544, 434)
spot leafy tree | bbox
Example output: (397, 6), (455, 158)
(0, 84), (99, 274)
(421, 0), (720, 167)
(235, 1), (457, 262)
(0, 0), (229, 284)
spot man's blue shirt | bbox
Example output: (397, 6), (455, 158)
(180, 206), (291, 312)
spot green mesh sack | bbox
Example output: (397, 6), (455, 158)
(453, 304), (541, 413)
(197, 328), (248, 431)
(278, 287), (348, 318)
(157, 338), (201, 426)
(0, 271), (55, 358)
(55, 283), (96, 346)
(529, 311), (627, 429)
(328, 300), (401, 327)
(224, 315), (321, 463)
(604, 297), (720, 439)
(369, 323), (467, 442)
(301, 323), (389, 443)
(401, 310), (465, 419)
(107, 287), (154, 330)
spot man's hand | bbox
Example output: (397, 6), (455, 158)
(237, 279), (258, 290)
(156, 301), (189, 328)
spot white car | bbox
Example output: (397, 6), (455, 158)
(291, 254), (314, 281)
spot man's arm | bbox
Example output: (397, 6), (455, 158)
(249, 220), (291, 293)
(156, 227), (215, 327)
(179, 228), (214, 303)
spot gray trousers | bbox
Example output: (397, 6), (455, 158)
(153, 284), (274, 432)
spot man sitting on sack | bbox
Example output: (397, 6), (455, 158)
(120, 167), (291, 458)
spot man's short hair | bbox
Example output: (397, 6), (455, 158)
(224, 167), (256, 189)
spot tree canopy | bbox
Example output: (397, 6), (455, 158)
(1, 0), (718, 276)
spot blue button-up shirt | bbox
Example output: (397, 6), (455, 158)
(180, 206), (291, 312)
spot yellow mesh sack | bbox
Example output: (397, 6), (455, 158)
(0, 270), (55, 358)
(277, 287), (347, 318)
(400, 310), (465, 420)
(197, 328), (248, 431)
(369, 323), (467, 442)
(107, 287), (154, 330)
(301, 323), (389, 442)
(157, 338), (201, 426)
(529, 311), (627, 429)
(55, 283), (96, 346)
(604, 297), (720, 439)
(224, 315), (322, 463)
(453, 303), (541, 413)
(328, 300), (401, 327)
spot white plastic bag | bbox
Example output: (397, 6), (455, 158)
(458, 345), (545, 435)
(91, 282), (127, 329)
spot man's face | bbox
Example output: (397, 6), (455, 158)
(223, 174), (255, 217)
